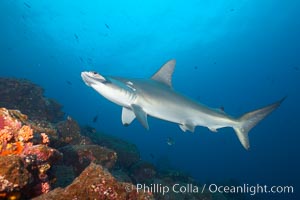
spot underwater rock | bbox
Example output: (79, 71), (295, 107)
(111, 169), (132, 183)
(0, 155), (31, 193)
(82, 126), (140, 169)
(33, 163), (154, 200)
(129, 161), (156, 184)
(55, 117), (82, 146)
(23, 144), (62, 165)
(0, 78), (64, 123)
(51, 165), (75, 188)
(29, 120), (58, 142)
(59, 144), (117, 175)
(21, 145), (62, 198)
(158, 169), (195, 183)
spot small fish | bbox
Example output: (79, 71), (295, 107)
(105, 24), (110, 30)
(24, 2), (31, 9)
(229, 8), (235, 12)
(194, 66), (198, 70)
(79, 56), (84, 63)
(92, 115), (98, 123)
(220, 106), (224, 112)
(293, 66), (299, 71)
(74, 34), (79, 42)
(87, 57), (94, 66)
(66, 80), (72, 85)
(167, 137), (175, 146)
(150, 153), (154, 159)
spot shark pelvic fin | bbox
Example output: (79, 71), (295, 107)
(121, 107), (136, 126)
(151, 59), (176, 87)
(132, 105), (149, 130)
(179, 123), (195, 132)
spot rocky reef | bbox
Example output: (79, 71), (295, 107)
(0, 78), (231, 200)
(33, 163), (154, 200)
(0, 78), (64, 123)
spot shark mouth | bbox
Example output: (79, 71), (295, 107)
(81, 71), (106, 86)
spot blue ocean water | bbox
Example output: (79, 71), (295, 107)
(1, 0), (299, 199)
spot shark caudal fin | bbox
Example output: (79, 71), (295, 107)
(233, 97), (286, 150)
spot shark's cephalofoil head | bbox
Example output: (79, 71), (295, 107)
(81, 71), (106, 86)
(81, 71), (137, 108)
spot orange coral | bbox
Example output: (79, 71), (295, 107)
(0, 128), (13, 144)
(40, 133), (50, 145)
(0, 108), (33, 156)
(17, 125), (33, 142)
(0, 108), (23, 145)
(0, 142), (24, 156)
(0, 108), (22, 132)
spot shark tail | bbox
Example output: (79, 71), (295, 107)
(233, 97), (286, 150)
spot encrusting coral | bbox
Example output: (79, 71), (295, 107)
(0, 108), (61, 199)
(0, 108), (33, 156)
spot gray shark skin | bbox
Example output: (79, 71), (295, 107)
(81, 60), (285, 150)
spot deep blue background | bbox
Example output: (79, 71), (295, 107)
(1, 0), (299, 199)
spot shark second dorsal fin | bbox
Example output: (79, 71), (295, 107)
(151, 59), (176, 87)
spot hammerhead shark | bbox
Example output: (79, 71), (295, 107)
(81, 60), (285, 150)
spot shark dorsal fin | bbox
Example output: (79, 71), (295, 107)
(151, 59), (176, 87)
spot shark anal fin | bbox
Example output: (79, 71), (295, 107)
(179, 124), (195, 132)
(121, 107), (136, 126)
(151, 59), (176, 87)
(131, 105), (149, 130)
(209, 127), (218, 132)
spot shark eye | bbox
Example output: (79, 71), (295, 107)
(92, 71), (98, 75)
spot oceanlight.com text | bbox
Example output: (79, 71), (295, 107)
(207, 183), (294, 196)
(133, 183), (294, 196)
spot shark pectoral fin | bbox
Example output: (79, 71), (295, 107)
(179, 124), (195, 132)
(121, 107), (136, 126)
(131, 105), (149, 130)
